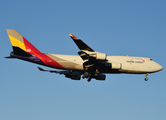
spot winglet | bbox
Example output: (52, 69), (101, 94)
(69, 34), (78, 39)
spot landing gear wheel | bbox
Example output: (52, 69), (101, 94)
(82, 76), (86, 79)
(87, 77), (92, 82)
(145, 77), (148, 81)
(82, 72), (89, 79)
(145, 73), (149, 81)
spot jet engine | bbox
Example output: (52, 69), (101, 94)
(103, 62), (121, 69)
(111, 62), (122, 69)
(95, 73), (106, 80)
(78, 51), (107, 61)
(65, 74), (81, 80)
(89, 52), (107, 60)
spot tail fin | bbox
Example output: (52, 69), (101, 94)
(6, 29), (41, 57)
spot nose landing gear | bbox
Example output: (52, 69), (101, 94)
(145, 73), (149, 81)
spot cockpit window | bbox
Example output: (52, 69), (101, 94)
(150, 59), (153, 61)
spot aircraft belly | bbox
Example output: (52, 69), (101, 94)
(120, 64), (155, 74)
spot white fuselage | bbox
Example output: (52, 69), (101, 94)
(107, 56), (163, 74)
(48, 54), (163, 74)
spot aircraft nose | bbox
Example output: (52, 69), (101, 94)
(154, 63), (163, 72)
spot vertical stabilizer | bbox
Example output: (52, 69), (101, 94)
(6, 29), (41, 56)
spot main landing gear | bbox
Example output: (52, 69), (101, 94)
(145, 73), (149, 81)
(87, 77), (92, 82)
(82, 71), (97, 82)
(82, 61), (100, 82)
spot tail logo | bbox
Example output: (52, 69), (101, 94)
(27, 49), (31, 52)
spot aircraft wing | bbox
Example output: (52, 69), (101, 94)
(69, 34), (107, 61)
(69, 34), (95, 52)
(37, 67), (82, 80)
(69, 34), (108, 81)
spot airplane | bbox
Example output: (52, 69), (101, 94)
(5, 29), (163, 82)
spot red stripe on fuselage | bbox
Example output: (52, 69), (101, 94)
(37, 53), (65, 69)
(23, 37), (64, 69)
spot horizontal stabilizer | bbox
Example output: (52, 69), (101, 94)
(5, 56), (15, 58)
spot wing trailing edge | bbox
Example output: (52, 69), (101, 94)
(69, 34), (95, 52)
(69, 34), (107, 61)
(38, 67), (82, 80)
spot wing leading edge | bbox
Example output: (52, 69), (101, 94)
(69, 34), (107, 61)
(69, 34), (95, 52)
(69, 34), (108, 82)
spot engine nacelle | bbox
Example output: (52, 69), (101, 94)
(65, 75), (81, 80)
(111, 62), (122, 69)
(90, 52), (107, 60)
(95, 73), (106, 80)
(103, 62), (121, 69)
